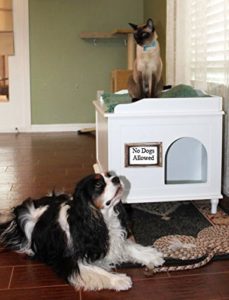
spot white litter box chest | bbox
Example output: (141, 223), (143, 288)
(93, 97), (223, 213)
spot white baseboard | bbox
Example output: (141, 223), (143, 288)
(30, 123), (95, 133)
(0, 123), (95, 133)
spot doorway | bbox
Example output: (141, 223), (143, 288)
(165, 137), (208, 184)
(0, 0), (30, 132)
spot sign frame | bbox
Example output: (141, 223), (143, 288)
(125, 142), (163, 167)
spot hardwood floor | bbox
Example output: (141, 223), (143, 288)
(0, 132), (229, 300)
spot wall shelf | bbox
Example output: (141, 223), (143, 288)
(80, 29), (135, 70)
(80, 29), (132, 39)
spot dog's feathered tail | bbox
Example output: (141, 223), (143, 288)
(0, 209), (15, 243)
(0, 215), (30, 254)
(0, 199), (36, 254)
(0, 220), (25, 250)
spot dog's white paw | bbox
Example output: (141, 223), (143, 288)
(147, 251), (165, 268)
(141, 247), (165, 268)
(145, 248), (165, 269)
(111, 273), (133, 291)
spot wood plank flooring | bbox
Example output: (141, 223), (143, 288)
(0, 132), (229, 300)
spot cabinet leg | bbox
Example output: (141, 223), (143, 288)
(210, 198), (219, 214)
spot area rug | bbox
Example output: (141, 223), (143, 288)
(194, 200), (229, 226)
(127, 201), (212, 246)
(123, 200), (229, 273)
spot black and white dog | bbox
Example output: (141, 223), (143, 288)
(0, 173), (164, 291)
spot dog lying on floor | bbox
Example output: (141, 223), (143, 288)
(0, 172), (164, 291)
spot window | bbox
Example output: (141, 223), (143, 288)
(190, 0), (229, 85)
(166, 0), (229, 196)
(166, 0), (229, 88)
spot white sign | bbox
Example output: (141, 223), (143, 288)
(125, 143), (162, 167)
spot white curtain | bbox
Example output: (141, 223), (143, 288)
(166, 0), (229, 196)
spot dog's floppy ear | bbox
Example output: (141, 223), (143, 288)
(69, 183), (109, 262)
(129, 22), (138, 31)
(71, 182), (97, 222)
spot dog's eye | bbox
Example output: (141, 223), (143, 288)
(95, 182), (102, 188)
(105, 200), (111, 206)
(95, 180), (105, 190)
(105, 172), (112, 178)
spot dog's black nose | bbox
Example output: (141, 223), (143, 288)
(112, 176), (120, 185)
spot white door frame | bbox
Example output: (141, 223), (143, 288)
(0, 0), (30, 132)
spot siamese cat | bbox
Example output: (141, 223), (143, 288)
(128, 18), (163, 101)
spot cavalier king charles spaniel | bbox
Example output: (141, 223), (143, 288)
(0, 172), (164, 291)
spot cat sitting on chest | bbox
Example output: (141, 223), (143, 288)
(128, 18), (163, 102)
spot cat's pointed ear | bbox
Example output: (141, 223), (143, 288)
(146, 18), (155, 31)
(128, 22), (138, 30)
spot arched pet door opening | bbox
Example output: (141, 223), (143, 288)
(165, 137), (207, 184)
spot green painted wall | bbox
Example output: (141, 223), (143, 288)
(144, 0), (166, 81)
(29, 0), (143, 124)
(29, 0), (167, 125)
